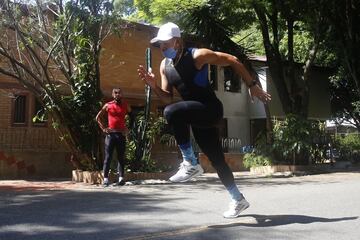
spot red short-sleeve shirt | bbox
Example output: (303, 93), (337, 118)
(106, 100), (128, 130)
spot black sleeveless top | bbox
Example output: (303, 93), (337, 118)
(164, 48), (218, 103)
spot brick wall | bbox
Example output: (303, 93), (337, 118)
(0, 92), (12, 128)
(100, 26), (162, 96)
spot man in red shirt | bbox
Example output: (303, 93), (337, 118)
(96, 88), (131, 187)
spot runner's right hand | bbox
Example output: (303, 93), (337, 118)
(137, 65), (156, 89)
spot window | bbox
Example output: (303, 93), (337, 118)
(224, 66), (241, 93)
(255, 67), (267, 92)
(209, 65), (218, 90)
(250, 119), (267, 145)
(13, 95), (27, 125)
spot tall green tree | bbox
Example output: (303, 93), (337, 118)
(132, 0), (253, 61)
(130, 0), (205, 24)
(250, 0), (330, 117)
(0, 0), (121, 170)
(325, 0), (360, 130)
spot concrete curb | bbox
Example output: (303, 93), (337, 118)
(250, 162), (357, 176)
(72, 170), (173, 184)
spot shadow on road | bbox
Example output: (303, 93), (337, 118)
(0, 189), (186, 240)
(209, 214), (359, 228)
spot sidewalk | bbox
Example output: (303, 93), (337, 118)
(1, 171), (360, 240)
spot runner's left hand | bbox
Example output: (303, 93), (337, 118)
(249, 85), (271, 103)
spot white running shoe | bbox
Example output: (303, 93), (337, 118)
(169, 162), (204, 183)
(223, 198), (250, 218)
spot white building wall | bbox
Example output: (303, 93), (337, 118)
(214, 66), (251, 146)
(226, 116), (250, 145)
(212, 61), (331, 147)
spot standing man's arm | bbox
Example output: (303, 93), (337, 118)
(96, 104), (109, 133)
(193, 48), (271, 103)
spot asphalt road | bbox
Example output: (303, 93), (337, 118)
(1, 171), (360, 240)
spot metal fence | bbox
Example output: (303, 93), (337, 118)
(163, 137), (242, 153)
(0, 128), (67, 152)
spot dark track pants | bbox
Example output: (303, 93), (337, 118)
(103, 132), (126, 178)
(163, 99), (235, 188)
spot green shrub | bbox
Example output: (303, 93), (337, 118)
(272, 115), (312, 164)
(271, 114), (328, 165)
(125, 111), (166, 172)
(248, 114), (329, 165)
(335, 134), (360, 162)
(243, 152), (273, 168)
(337, 134), (360, 150)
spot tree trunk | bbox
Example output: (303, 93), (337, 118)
(254, 4), (294, 115)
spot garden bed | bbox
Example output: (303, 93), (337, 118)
(72, 170), (172, 184)
(250, 161), (354, 175)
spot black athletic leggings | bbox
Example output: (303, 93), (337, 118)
(163, 99), (235, 188)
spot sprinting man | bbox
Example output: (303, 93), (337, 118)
(96, 88), (131, 187)
(137, 22), (271, 218)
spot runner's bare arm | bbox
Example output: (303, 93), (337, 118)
(194, 48), (271, 102)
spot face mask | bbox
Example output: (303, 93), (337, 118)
(163, 47), (177, 59)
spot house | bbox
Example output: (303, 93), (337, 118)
(0, 22), (163, 179)
(213, 54), (332, 146)
(326, 120), (358, 136)
(0, 22), (332, 179)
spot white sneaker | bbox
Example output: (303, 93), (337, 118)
(169, 162), (204, 183)
(223, 198), (250, 218)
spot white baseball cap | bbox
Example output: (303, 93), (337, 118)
(150, 22), (181, 44)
